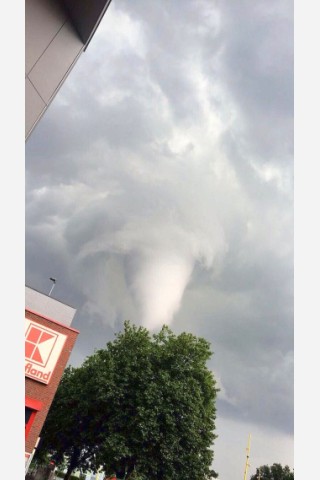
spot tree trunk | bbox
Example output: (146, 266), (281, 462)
(64, 448), (80, 480)
(125, 464), (135, 479)
(115, 462), (135, 480)
(64, 463), (75, 480)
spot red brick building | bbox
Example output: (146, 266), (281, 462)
(25, 286), (79, 473)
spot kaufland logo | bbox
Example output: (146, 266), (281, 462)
(25, 324), (58, 367)
(25, 318), (67, 384)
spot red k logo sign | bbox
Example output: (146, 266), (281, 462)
(25, 324), (58, 367)
(25, 318), (67, 384)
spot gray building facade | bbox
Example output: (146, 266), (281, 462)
(25, 0), (112, 139)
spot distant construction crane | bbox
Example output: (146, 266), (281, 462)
(243, 433), (252, 480)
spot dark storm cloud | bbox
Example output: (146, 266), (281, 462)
(213, 0), (293, 162)
(25, 1), (293, 477)
(174, 242), (293, 434)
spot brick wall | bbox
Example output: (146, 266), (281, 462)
(25, 309), (79, 454)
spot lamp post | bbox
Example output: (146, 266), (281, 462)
(48, 277), (56, 296)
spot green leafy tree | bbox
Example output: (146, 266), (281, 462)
(33, 363), (102, 479)
(34, 321), (219, 480)
(250, 463), (294, 480)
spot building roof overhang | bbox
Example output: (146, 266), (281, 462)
(63, 0), (113, 50)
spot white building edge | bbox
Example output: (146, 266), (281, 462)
(26, 0), (112, 140)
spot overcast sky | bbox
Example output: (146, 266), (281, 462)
(25, 1), (293, 478)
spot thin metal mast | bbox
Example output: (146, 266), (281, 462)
(48, 277), (56, 296)
(243, 433), (251, 480)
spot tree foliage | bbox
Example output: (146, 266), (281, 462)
(250, 463), (294, 480)
(34, 322), (219, 480)
(33, 362), (101, 479)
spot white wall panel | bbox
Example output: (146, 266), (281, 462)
(25, 78), (46, 137)
(25, 0), (67, 74)
(25, 286), (76, 327)
(28, 20), (84, 104)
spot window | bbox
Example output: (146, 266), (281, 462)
(25, 406), (34, 426)
(25, 397), (42, 440)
